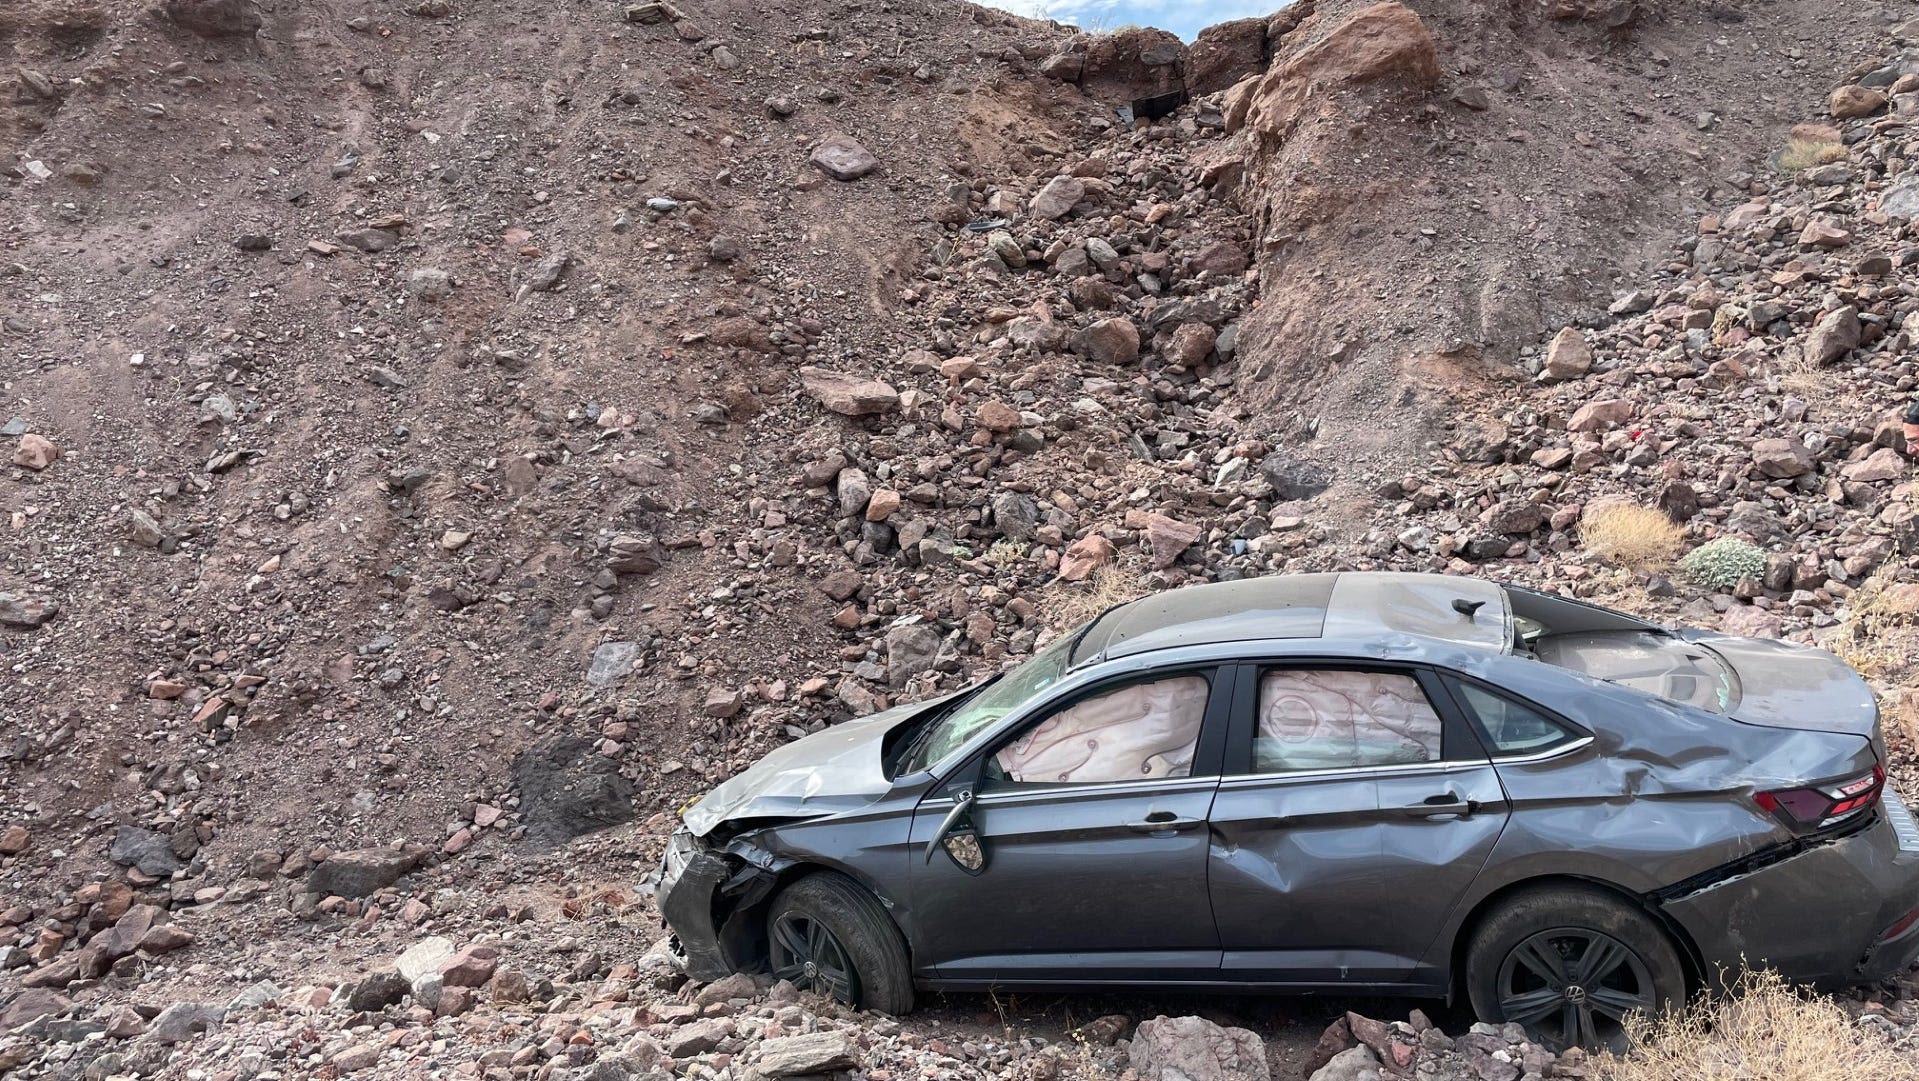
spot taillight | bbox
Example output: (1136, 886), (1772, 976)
(1754, 765), (1883, 832)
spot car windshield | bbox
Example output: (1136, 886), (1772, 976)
(896, 629), (1079, 774)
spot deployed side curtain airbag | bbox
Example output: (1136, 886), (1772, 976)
(1256, 670), (1441, 772)
(996, 675), (1208, 784)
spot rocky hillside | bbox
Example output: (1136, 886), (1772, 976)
(4, 0), (1919, 1078)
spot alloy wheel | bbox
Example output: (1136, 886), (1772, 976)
(1495, 927), (1656, 1051)
(769, 913), (861, 1005)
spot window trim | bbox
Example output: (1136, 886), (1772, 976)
(968, 663), (1234, 792)
(1433, 671), (1593, 762)
(1220, 660), (1484, 778)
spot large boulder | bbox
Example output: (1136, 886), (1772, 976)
(1188, 17), (1270, 96)
(510, 736), (636, 848)
(1045, 27), (1188, 106)
(1240, 1), (1441, 139)
(164, 0), (261, 37)
(109, 826), (183, 876)
(305, 847), (424, 899)
(799, 368), (899, 416)
(1129, 1015), (1270, 1081)
(809, 136), (879, 181)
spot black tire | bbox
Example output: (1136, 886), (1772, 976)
(766, 872), (915, 1015)
(1464, 885), (1685, 1053)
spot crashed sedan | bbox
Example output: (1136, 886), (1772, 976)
(656, 572), (1919, 1050)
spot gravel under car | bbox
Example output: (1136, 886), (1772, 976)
(655, 572), (1919, 1050)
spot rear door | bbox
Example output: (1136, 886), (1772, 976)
(908, 664), (1233, 983)
(1206, 661), (1509, 989)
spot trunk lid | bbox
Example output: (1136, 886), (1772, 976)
(1686, 631), (1881, 740)
(1533, 628), (1880, 741)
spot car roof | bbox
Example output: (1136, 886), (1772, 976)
(1069, 571), (1514, 665)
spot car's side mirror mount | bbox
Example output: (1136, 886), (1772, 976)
(925, 787), (987, 875)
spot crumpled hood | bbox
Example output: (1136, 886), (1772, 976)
(682, 695), (945, 837)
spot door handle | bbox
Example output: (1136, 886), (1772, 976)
(1403, 792), (1478, 819)
(1128, 810), (1203, 834)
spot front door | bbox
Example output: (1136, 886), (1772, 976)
(1206, 662), (1509, 989)
(908, 666), (1231, 983)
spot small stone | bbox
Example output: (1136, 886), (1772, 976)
(1540, 327), (1592, 381)
(1029, 175), (1086, 221)
(1751, 438), (1815, 479)
(1829, 85), (1887, 119)
(976, 400), (1021, 432)
(703, 688), (743, 718)
(13, 433), (58, 470)
(1567, 399), (1631, 432)
(1143, 514), (1202, 569)
(800, 367), (900, 415)
(0, 594), (58, 629)
(810, 136), (879, 180)
(0, 826), (28, 855)
(1073, 317), (1140, 365)
(865, 489), (902, 522)
(752, 1031), (859, 1076)
(1805, 306), (1860, 366)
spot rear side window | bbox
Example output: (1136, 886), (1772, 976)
(1253, 670), (1442, 773)
(991, 674), (1209, 785)
(1447, 679), (1580, 756)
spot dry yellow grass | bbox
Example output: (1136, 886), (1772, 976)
(1045, 563), (1139, 631)
(1580, 501), (1685, 572)
(1776, 135), (1847, 171)
(1600, 970), (1916, 1081)
(1823, 569), (1919, 682)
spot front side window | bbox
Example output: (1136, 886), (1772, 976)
(990, 674), (1209, 785)
(1447, 679), (1579, 756)
(1253, 669), (1442, 773)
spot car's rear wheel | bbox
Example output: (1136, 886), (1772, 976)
(1465, 885), (1684, 1053)
(766, 872), (914, 1015)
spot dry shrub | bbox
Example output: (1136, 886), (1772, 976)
(1776, 134), (1847, 171)
(1601, 969), (1914, 1081)
(1823, 569), (1919, 682)
(1580, 501), (1685, 571)
(1045, 563), (1139, 631)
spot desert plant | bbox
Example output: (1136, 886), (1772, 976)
(1601, 968), (1912, 1081)
(1580, 501), (1686, 571)
(1045, 563), (1139, 631)
(985, 540), (1026, 569)
(1822, 569), (1918, 681)
(1776, 133), (1846, 172)
(1679, 537), (1767, 591)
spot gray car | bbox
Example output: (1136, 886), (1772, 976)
(655, 572), (1919, 1050)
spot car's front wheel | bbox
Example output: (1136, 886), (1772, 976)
(1465, 885), (1685, 1052)
(765, 871), (915, 1015)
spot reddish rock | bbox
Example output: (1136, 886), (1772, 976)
(12, 433), (58, 471)
(1072, 317), (1140, 366)
(1541, 327), (1593, 382)
(1751, 438), (1815, 480)
(1143, 514), (1202, 569)
(1829, 85), (1887, 119)
(440, 945), (500, 988)
(1188, 16), (1270, 96)
(139, 924), (195, 953)
(0, 825), (28, 855)
(976, 400), (1021, 433)
(1165, 324), (1219, 367)
(799, 367), (899, 416)
(1060, 535), (1116, 581)
(1567, 399), (1631, 432)
(865, 489), (901, 522)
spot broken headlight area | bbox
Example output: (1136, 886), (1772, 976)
(654, 826), (794, 982)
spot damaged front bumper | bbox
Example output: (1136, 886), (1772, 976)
(1660, 792), (1919, 987)
(656, 828), (784, 982)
